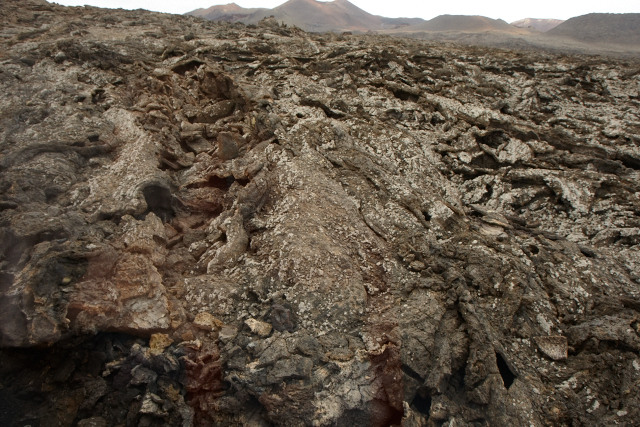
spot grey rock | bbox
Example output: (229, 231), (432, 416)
(1, 1), (640, 426)
(140, 392), (168, 417)
(534, 336), (568, 361)
(266, 355), (314, 384)
(130, 365), (158, 385)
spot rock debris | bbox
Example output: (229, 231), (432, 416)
(1, 1), (640, 425)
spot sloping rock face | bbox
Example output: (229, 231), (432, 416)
(547, 13), (640, 46)
(2, 1), (640, 425)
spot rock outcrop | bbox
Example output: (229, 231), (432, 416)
(1, 1), (640, 425)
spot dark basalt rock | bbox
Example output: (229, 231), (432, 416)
(1, 1), (640, 426)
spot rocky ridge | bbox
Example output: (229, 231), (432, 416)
(189, 3), (640, 56)
(188, 0), (425, 33)
(396, 15), (519, 34)
(1, 0), (640, 425)
(547, 13), (640, 46)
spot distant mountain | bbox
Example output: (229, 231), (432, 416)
(187, 3), (640, 54)
(511, 18), (563, 32)
(188, 3), (266, 22)
(249, 0), (382, 32)
(547, 13), (640, 45)
(395, 15), (524, 34)
(187, 0), (424, 33)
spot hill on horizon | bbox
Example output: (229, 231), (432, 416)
(188, 0), (424, 32)
(188, 2), (266, 22)
(547, 13), (640, 45)
(248, 0), (384, 32)
(395, 14), (524, 34)
(187, 2), (640, 54)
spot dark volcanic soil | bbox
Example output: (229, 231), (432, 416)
(1, 1), (640, 426)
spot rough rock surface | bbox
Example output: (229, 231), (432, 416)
(1, 1), (640, 426)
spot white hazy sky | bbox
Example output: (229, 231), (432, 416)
(50, 0), (639, 23)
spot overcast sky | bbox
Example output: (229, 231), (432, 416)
(50, 0), (639, 23)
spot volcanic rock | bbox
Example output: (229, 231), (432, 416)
(534, 335), (569, 360)
(1, 0), (640, 426)
(244, 318), (273, 337)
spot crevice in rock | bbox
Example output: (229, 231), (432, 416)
(496, 352), (516, 389)
(451, 363), (467, 392)
(391, 88), (420, 102)
(0, 272), (14, 294)
(615, 152), (640, 171)
(186, 175), (250, 191)
(411, 390), (432, 416)
(0, 229), (29, 267)
(142, 184), (174, 222)
(579, 246), (596, 258)
(401, 363), (424, 382)
(96, 212), (122, 225)
(171, 59), (204, 75)
(300, 98), (346, 119)
(469, 153), (500, 170)
(208, 175), (237, 191)
(477, 184), (494, 205)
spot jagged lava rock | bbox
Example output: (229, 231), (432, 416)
(1, 0), (640, 426)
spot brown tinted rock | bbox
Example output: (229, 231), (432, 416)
(244, 318), (272, 337)
(68, 253), (170, 334)
(193, 312), (223, 331)
(149, 333), (173, 355)
(216, 132), (240, 160)
(199, 100), (236, 124)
